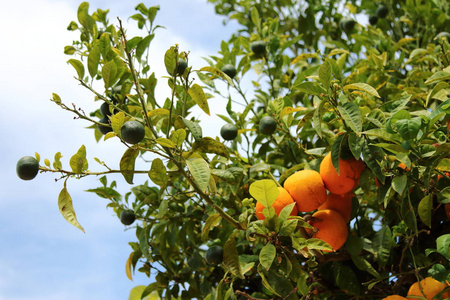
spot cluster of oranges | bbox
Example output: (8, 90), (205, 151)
(382, 277), (450, 299)
(256, 152), (365, 251)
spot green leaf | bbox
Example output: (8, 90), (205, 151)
(202, 214), (222, 242)
(392, 175), (407, 195)
(337, 102), (362, 133)
(164, 46), (177, 75)
(278, 203), (296, 223)
(395, 117), (421, 140)
(259, 243), (276, 270)
(182, 117), (202, 141)
(170, 128), (186, 148)
(120, 148), (139, 184)
(436, 234), (450, 258)
(87, 44), (100, 77)
(249, 180), (279, 208)
(351, 255), (380, 278)
(425, 71), (450, 85)
(313, 97), (325, 138)
(332, 262), (361, 295)
(438, 186), (450, 204)
(250, 6), (261, 29)
(418, 195), (433, 228)
(293, 81), (327, 96)
(69, 145), (88, 174)
(280, 218), (297, 236)
(192, 137), (229, 159)
(185, 155), (210, 192)
(102, 60), (118, 89)
(58, 187), (85, 233)
(343, 82), (380, 98)
(136, 34), (154, 62)
(110, 111), (125, 135)
(53, 152), (62, 170)
(188, 84), (210, 116)
(198, 66), (233, 86)
(330, 133), (346, 174)
(67, 59), (85, 79)
(401, 195), (417, 232)
(148, 158), (167, 187)
(362, 141), (385, 183)
(373, 226), (392, 267)
(318, 60), (332, 89)
(155, 138), (176, 148)
(223, 232), (244, 279)
(348, 132), (363, 159)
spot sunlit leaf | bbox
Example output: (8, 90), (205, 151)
(249, 180), (279, 208)
(418, 195), (432, 228)
(120, 148), (139, 184)
(58, 187), (85, 233)
(188, 84), (210, 116)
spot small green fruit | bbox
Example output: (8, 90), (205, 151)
(339, 18), (356, 32)
(221, 64), (237, 79)
(250, 41), (267, 57)
(17, 156), (39, 180)
(220, 123), (238, 141)
(376, 5), (389, 19)
(97, 116), (112, 135)
(259, 116), (277, 135)
(120, 210), (136, 225)
(121, 121), (145, 144)
(368, 15), (378, 26)
(435, 32), (450, 43)
(176, 58), (188, 76)
(205, 245), (224, 265)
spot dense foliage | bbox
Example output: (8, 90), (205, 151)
(20, 0), (450, 299)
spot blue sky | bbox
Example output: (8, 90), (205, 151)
(0, 0), (239, 299)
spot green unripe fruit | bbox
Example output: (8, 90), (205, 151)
(376, 5), (389, 18)
(176, 58), (188, 76)
(97, 116), (112, 135)
(339, 18), (356, 32)
(250, 41), (267, 57)
(120, 210), (136, 225)
(435, 32), (450, 43)
(221, 64), (237, 79)
(16, 156), (39, 180)
(259, 116), (277, 135)
(100, 102), (111, 116)
(220, 123), (238, 141)
(205, 245), (224, 265)
(368, 15), (378, 26)
(121, 121), (146, 144)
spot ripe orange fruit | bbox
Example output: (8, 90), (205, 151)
(255, 187), (298, 220)
(318, 192), (353, 222)
(406, 277), (450, 300)
(283, 170), (327, 212)
(320, 153), (365, 195)
(382, 296), (407, 300)
(306, 209), (348, 252)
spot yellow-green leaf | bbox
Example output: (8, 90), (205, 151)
(188, 84), (210, 115)
(280, 106), (307, 118)
(67, 59), (85, 79)
(120, 148), (139, 184)
(126, 252), (134, 281)
(343, 82), (380, 98)
(249, 180), (279, 208)
(58, 187), (85, 233)
(155, 138), (176, 148)
(198, 66), (234, 86)
(185, 155), (210, 192)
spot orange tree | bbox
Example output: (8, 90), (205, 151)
(16, 1), (450, 299)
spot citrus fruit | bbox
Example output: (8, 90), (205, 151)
(306, 209), (348, 252)
(339, 18), (356, 32)
(369, 15), (379, 26)
(120, 210), (136, 225)
(250, 41), (267, 57)
(377, 5), (389, 18)
(221, 64), (237, 79)
(318, 192), (353, 222)
(205, 245), (224, 265)
(320, 152), (365, 195)
(259, 116), (277, 135)
(407, 277), (450, 300)
(435, 32), (450, 43)
(220, 123), (238, 141)
(98, 116), (112, 135)
(176, 58), (188, 76)
(16, 156), (39, 180)
(382, 296), (407, 300)
(284, 170), (327, 212)
(121, 121), (145, 144)
(255, 187), (298, 220)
